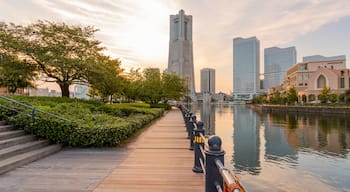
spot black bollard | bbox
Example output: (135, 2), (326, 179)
(185, 111), (192, 139)
(189, 115), (196, 150)
(205, 135), (225, 192)
(192, 121), (205, 173)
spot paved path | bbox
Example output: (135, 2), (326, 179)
(94, 108), (204, 192)
(0, 108), (204, 191)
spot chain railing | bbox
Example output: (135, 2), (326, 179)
(179, 104), (246, 192)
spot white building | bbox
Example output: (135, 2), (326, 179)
(264, 46), (296, 92)
(200, 68), (215, 94)
(233, 37), (260, 100)
(167, 10), (196, 97)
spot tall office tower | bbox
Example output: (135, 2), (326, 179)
(233, 37), (260, 100)
(168, 10), (195, 96)
(264, 46), (296, 92)
(200, 68), (215, 94)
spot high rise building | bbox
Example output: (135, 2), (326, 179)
(233, 37), (260, 100)
(200, 68), (215, 94)
(302, 55), (346, 62)
(168, 10), (195, 96)
(264, 46), (296, 92)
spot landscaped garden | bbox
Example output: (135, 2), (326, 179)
(0, 96), (166, 147)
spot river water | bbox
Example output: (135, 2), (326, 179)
(192, 103), (350, 192)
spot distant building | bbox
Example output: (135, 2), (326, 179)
(233, 37), (260, 100)
(73, 84), (90, 99)
(0, 88), (25, 95)
(168, 9), (195, 96)
(303, 55), (346, 62)
(281, 55), (348, 102)
(200, 68), (215, 94)
(264, 46), (296, 92)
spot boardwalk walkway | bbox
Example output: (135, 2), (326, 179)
(0, 108), (203, 192)
(94, 108), (204, 192)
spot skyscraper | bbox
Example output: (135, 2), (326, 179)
(233, 37), (260, 100)
(264, 46), (296, 92)
(200, 68), (215, 94)
(168, 10), (195, 96)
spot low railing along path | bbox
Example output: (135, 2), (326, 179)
(94, 108), (204, 192)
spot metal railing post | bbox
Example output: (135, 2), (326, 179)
(205, 135), (224, 192)
(192, 121), (205, 173)
(189, 115), (196, 150)
(31, 107), (36, 122)
(185, 111), (192, 139)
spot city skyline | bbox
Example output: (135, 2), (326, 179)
(1, 0), (350, 93)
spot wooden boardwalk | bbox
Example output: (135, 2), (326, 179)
(94, 108), (204, 192)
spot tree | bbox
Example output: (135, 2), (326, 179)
(124, 68), (143, 102)
(139, 68), (162, 104)
(286, 87), (298, 105)
(318, 87), (331, 104)
(88, 56), (124, 103)
(0, 54), (37, 94)
(344, 89), (350, 103)
(161, 73), (186, 103)
(0, 21), (103, 97)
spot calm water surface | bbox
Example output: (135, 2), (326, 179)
(193, 104), (350, 192)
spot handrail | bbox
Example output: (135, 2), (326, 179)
(179, 104), (246, 192)
(0, 96), (72, 122)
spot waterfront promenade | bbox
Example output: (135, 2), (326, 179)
(0, 108), (203, 191)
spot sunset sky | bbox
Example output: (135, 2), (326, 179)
(1, 0), (350, 93)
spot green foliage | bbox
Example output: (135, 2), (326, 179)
(0, 54), (37, 93)
(286, 87), (298, 104)
(251, 94), (267, 104)
(269, 91), (287, 105)
(88, 56), (125, 102)
(150, 103), (172, 110)
(140, 68), (162, 104)
(161, 73), (186, 102)
(2, 96), (164, 147)
(318, 87), (331, 104)
(136, 68), (187, 104)
(329, 93), (338, 103)
(0, 21), (104, 97)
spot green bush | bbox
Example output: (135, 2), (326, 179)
(150, 103), (171, 110)
(2, 96), (164, 147)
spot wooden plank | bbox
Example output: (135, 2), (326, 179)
(94, 108), (204, 192)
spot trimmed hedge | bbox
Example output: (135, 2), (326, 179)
(3, 96), (164, 147)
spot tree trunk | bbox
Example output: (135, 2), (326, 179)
(59, 82), (70, 97)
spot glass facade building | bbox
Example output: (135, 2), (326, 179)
(233, 37), (260, 100)
(264, 46), (296, 92)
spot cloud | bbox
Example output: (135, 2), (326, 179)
(1, 0), (349, 92)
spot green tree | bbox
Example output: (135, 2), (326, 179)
(124, 68), (143, 102)
(0, 54), (37, 94)
(286, 87), (298, 105)
(161, 73), (186, 103)
(0, 21), (103, 97)
(318, 87), (331, 104)
(329, 93), (338, 103)
(140, 68), (162, 104)
(88, 56), (124, 103)
(344, 89), (350, 103)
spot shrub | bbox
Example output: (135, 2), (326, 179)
(3, 96), (164, 147)
(150, 103), (171, 110)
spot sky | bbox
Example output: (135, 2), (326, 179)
(1, 0), (350, 93)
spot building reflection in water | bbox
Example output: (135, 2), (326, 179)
(233, 105), (261, 175)
(263, 113), (298, 164)
(266, 113), (350, 157)
(200, 103), (216, 135)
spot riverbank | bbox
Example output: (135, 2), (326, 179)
(246, 104), (350, 115)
